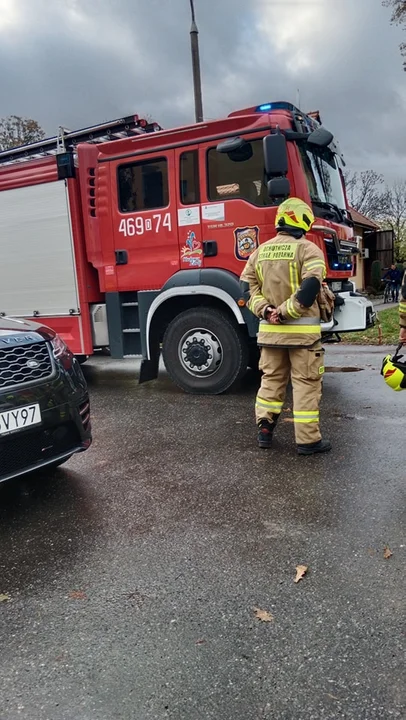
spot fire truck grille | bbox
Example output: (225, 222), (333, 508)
(0, 342), (53, 389)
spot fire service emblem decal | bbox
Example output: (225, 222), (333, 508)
(234, 226), (259, 261)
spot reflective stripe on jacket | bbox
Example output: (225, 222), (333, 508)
(240, 231), (326, 348)
(399, 271), (406, 328)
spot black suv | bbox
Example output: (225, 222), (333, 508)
(0, 317), (91, 483)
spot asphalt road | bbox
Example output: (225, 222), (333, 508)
(0, 347), (405, 720)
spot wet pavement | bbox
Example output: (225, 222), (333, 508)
(0, 346), (405, 720)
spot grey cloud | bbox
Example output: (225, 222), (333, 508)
(0, 0), (405, 181)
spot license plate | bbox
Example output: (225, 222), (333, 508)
(332, 281), (342, 292)
(0, 404), (41, 436)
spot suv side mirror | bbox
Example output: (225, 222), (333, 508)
(307, 126), (334, 148)
(263, 133), (288, 177)
(267, 177), (291, 200)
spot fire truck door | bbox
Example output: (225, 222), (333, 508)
(199, 137), (275, 275)
(113, 149), (179, 291)
(175, 146), (204, 270)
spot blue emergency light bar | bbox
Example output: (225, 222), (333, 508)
(256, 102), (296, 113)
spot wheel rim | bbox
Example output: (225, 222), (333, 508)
(178, 327), (223, 377)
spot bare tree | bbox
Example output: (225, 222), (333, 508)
(345, 170), (406, 258)
(383, 0), (406, 68)
(381, 180), (406, 259)
(344, 170), (386, 219)
(0, 115), (45, 151)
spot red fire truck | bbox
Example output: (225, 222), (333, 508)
(0, 102), (374, 394)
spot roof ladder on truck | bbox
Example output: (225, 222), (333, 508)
(0, 114), (163, 166)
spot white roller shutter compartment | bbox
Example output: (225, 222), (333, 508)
(0, 180), (80, 317)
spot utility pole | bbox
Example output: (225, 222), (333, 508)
(189, 0), (204, 123)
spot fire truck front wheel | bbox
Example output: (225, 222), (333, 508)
(162, 308), (249, 395)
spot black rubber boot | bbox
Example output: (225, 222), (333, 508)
(257, 419), (275, 449)
(297, 439), (332, 456)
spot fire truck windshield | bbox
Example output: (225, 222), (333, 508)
(299, 145), (346, 214)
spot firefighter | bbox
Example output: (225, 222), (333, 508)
(241, 197), (331, 455)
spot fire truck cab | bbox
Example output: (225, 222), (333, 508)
(0, 102), (375, 394)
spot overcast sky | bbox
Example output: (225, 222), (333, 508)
(1, 0), (405, 180)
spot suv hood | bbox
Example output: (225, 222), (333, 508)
(0, 317), (55, 343)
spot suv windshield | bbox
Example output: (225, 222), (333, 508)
(299, 145), (346, 211)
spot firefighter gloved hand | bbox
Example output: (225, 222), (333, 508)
(265, 307), (281, 325)
(263, 306), (275, 319)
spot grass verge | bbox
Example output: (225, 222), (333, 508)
(340, 307), (399, 346)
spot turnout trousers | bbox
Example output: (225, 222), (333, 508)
(256, 343), (325, 445)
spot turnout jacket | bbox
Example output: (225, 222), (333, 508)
(241, 231), (327, 347)
(399, 271), (406, 329)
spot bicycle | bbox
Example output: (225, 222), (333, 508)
(383, 280), (392, 303)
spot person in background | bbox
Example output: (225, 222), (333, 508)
(383, 264), (402, 302)
(398, 269), (406, 344)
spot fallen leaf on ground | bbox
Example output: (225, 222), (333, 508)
(383, 546), (393, 560)
(0, 593), (10, 602)
(195, 638), (206, 645)
(294, 565), (308, 583)
(253, 607), (274, 623)
(68, 590), (87, 600)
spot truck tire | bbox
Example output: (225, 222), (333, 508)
(162, 308), (249, 394)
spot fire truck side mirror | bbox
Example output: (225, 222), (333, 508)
(217, 137), (245, 153)
(267, 177), (290, 200)
(263, 134), (288, 178)
(307, 126), (334, 148)
(216, 137), (253, 162)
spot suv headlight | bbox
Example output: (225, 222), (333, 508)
(51, 335), (71, 359)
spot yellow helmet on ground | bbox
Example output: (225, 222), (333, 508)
(381, 345), (406, 391)
(276, 197), (315, 233)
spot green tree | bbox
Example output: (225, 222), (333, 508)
(383, 0), (406, 68)
(0, 115), (45, 151)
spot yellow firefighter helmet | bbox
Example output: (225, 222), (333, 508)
(381, 345), (406, 391)
(276, 197), (315, 233)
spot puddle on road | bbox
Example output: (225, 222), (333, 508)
(325, 366), (364, 373)
(332, 413), (406, 424)
(332, 412), (362, 420)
